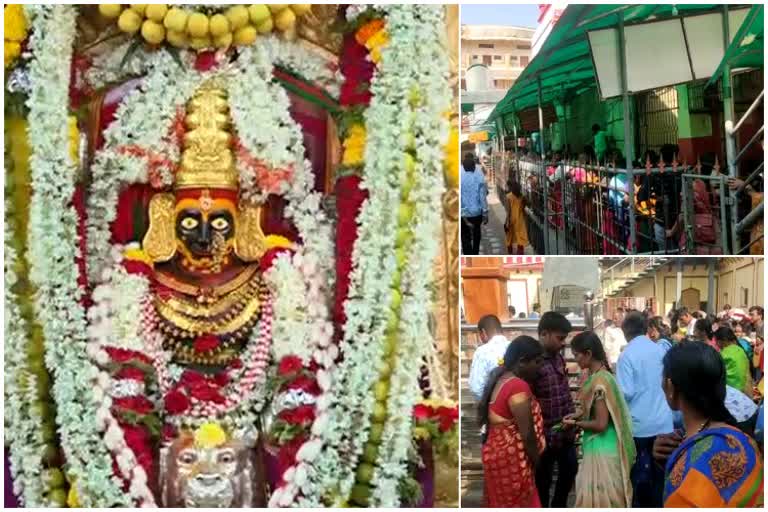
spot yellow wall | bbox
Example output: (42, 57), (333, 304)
(615, 258), (763, 315)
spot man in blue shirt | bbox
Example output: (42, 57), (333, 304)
(460, 153), (488, 255)
(617, 311), (673, 508)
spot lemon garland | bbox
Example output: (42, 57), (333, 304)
(98, 4), (312, 51)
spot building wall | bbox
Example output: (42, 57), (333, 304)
(611, 259), (763, 316)
(461, 25), (534, 91)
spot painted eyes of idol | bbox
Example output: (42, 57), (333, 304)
(179, 215), (231, 231)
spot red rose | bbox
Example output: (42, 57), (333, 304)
(162, 423), (178, 441)
(164, 390), (190, 415)
(189, 384), (225, 404)
(104, 346), (152, 365)
(413, 404), (433, 421)
(213, 371), (230, 387)
(229, 358), (243, 370)
(179, 370), (206, 387)
(278, 355), (303, 377)
(193, 334), (220, 353)
(259, 246), (293, 272)
(194, 51), (219, 72)
(123, 259), (153, 278)
(111, 184), (151, 244)
(283, 375), (321, 395)
(340, 81), (372, 107)
(114, 366), (146, 382)
(436, 406), (459, 432)
(278, 404), (316, 425)
(113, 396), (154, 415)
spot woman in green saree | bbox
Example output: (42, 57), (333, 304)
(564, 331), (636, 507)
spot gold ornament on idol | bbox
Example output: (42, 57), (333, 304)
(142, 82), (268, 263)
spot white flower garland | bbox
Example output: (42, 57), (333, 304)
(24, 4), (129, 506)
(282, 5), (451, 507)
(4, 199), (48, 507)
(370, 6), (450, 505)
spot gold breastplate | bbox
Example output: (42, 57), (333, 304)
(153, 265), (263, 365)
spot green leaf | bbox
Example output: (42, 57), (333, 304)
(164, 46), (185, 71)
(120, 38), (143, 70)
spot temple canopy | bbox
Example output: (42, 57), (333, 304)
(707, 4), (764, 87)
(488, 4), (754, 124)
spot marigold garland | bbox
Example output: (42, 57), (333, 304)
(4, 4), (28, 68)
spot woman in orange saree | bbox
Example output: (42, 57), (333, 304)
(478, 336), (546, 507)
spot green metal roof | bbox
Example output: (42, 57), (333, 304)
(706, 5), (764, 87)
(488, 4), (746, 123)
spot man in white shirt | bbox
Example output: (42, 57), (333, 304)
(468, 315), (508, 399)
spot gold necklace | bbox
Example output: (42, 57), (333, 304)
(154, 264), (259, 301)
(158, 278), (260, 319)
(155, 291), (262, 338)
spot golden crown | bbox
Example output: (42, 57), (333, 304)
(176, 82), (239, 191)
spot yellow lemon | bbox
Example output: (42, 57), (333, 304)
(268, 4), (289, 13)
(378, 359), (392, 378)
(397, 203), (414, 225)
(290, 4), (312, 16)
(225, 5), (250, 30)
(186, 12), (210, 37)
(390, 288), (402, 310)
(394, 227), (411, 248)
(372, 402), (387, 422)
(374, 380), (390, 401)
(248, 4), (271, 24)
(145, 4), (167, 22)
(117, 9), (142, 34)
(189, 36), (212, 50)
(395, 246), (408, 268)
(256, 16), (274, 34)
(233, 25), (257, 46)
(362, 442), (379, 463)
(48, 489), (68, 507)
(356, 463), (375, 484)
(350, 484), (371, 506)
(213, 32), (233, 49)
(166, 29), (188, 48)
(163, 7), (188, 32)
(209, 13), (231, 37)
(273, 7), (296, 31)
(368, 422), (384, 443)
(141, 19), (165, 45)
(43, 468), (65, 488)
(98, 4), (123, 19)
(129, 4), (147, 16)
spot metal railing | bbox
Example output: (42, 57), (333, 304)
(494, 154), (736, 255)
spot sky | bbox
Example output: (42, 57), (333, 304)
(460, 4), (541, 29)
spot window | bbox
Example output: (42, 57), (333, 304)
(472, 55), (479, 61)
(520, 56), (529, 66)
(479, 43), (495, 49)
(517, 43), (531, 50)
(509, 55), (518, 64)
(493, 55), (502, 60)
(482, 55), (492, 66)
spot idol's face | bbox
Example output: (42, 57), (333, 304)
(175, 191), (236, 258)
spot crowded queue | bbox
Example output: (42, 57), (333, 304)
(468, 309), (764, 508)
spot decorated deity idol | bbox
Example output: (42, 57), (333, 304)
(5, 4), (459, 508)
